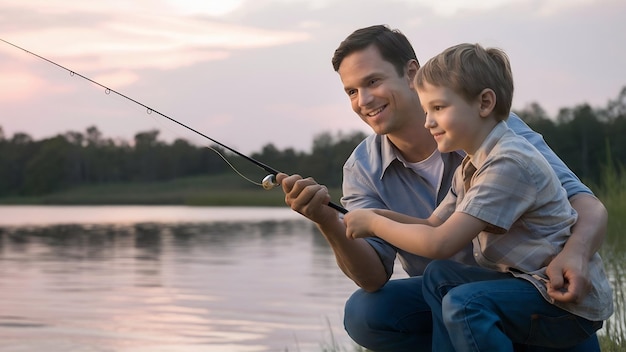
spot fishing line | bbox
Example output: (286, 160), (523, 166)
(147, 108), (264, 187)
(1, 38), (348, 214)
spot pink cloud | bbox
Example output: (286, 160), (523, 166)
(0, 70), (44, 102)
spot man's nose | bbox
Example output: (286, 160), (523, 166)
(358, 89), (374, 107)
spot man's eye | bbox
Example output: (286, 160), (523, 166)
(347, 89), (357, 96)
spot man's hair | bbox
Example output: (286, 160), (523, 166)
(331, 25), (418, 77)
(415, 43), (514, 120)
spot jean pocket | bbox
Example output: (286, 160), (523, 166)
(526, 313), (602, 348)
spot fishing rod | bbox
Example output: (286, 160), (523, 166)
(1, 38), (348, 214)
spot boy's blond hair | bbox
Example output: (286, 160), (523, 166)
(415, 43), (514, 121)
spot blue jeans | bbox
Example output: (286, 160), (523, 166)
(422, 260), (603, 352)
(344, 268), (600, 352)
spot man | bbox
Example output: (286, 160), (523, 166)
(344, 42), (612, 351)
(276, 25), (607, 351)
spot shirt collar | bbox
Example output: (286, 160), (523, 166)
(467, 121), (509, 170)
(381, 133), (465, 180)
(380, 134), (399, 178)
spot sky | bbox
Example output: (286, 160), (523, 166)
(1, 0), (625, 154)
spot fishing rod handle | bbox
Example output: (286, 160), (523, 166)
(262, 174), (348, 214)
(328, 201), (348, 214)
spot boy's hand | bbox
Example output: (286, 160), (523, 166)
(344, 209), (378, 239)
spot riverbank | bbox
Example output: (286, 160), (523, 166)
(0, 174), (343, 206)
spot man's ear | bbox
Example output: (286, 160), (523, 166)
(406, 60), (419, 87)
(479, 88), (496, 118)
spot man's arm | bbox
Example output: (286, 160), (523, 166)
(507, 114), (607, 303)
(547, 193), (608, 302)
(276, 173), (388, 292)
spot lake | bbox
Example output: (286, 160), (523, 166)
(0, 205), (405, 352)
(1, 206), (621, 351)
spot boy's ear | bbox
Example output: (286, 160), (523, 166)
(479, 88), (496, 117)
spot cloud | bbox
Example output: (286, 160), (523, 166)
(0, 0), (311, 80)
(161, 0), (247, 16)
(0, 0), (624, 155)
(0, 70), (44, 102)
(4, 16), (310, 70)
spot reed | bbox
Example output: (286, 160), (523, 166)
(595, 163), (626, 350)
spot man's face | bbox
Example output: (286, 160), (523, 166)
(337, 45), (416, 135)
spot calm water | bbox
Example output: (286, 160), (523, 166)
(0, 206), (394, 352)
(3, 206), (620, 351)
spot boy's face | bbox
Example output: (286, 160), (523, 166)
(417, 82), (486, 155)
(337, 45), (417, 136)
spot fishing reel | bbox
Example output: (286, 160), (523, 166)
(262, 173), (347, 214)
(262, 174), (279, 190)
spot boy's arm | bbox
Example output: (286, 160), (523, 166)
(345, 210), (485, 259)
(371, 209), (431, 224)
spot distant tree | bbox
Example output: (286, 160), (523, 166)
(132, 130), (163, 181)
(11, 132), (33, 145)
(86, 126), (104, 146)
(0, 132), (36, 195)
(602, 86), (626, 172)
(556, 104), (605, 182)
(251, 143), (305, 176)
(4, 84), (626, 197)
(22, 136), (74, 194)
(134, 130), (161, 148)
(606, 86), (626, 121)
(300, 131), (366, 187)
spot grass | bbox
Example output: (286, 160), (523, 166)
(0, 173), (343, 206)
(595, 165), (626, 350)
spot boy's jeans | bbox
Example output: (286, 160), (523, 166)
(422, 260), (602, 352)
(344, 266), (600, 352)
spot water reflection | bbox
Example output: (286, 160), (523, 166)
(0, 218), (359, 352)
(2, 206), (624, 350)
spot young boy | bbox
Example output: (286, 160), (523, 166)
(343, 43), (613, 351)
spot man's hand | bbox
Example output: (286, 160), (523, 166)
(546, 193), (608, 303)
(276, 173), (389, 290)
(275, 173), (337, 224)
(545, 251), (591, 303)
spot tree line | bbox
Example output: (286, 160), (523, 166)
(0, 124), (366, 196)
(1, 86), (625, 197)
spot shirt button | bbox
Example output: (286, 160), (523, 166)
(474, 253), (479, 257)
